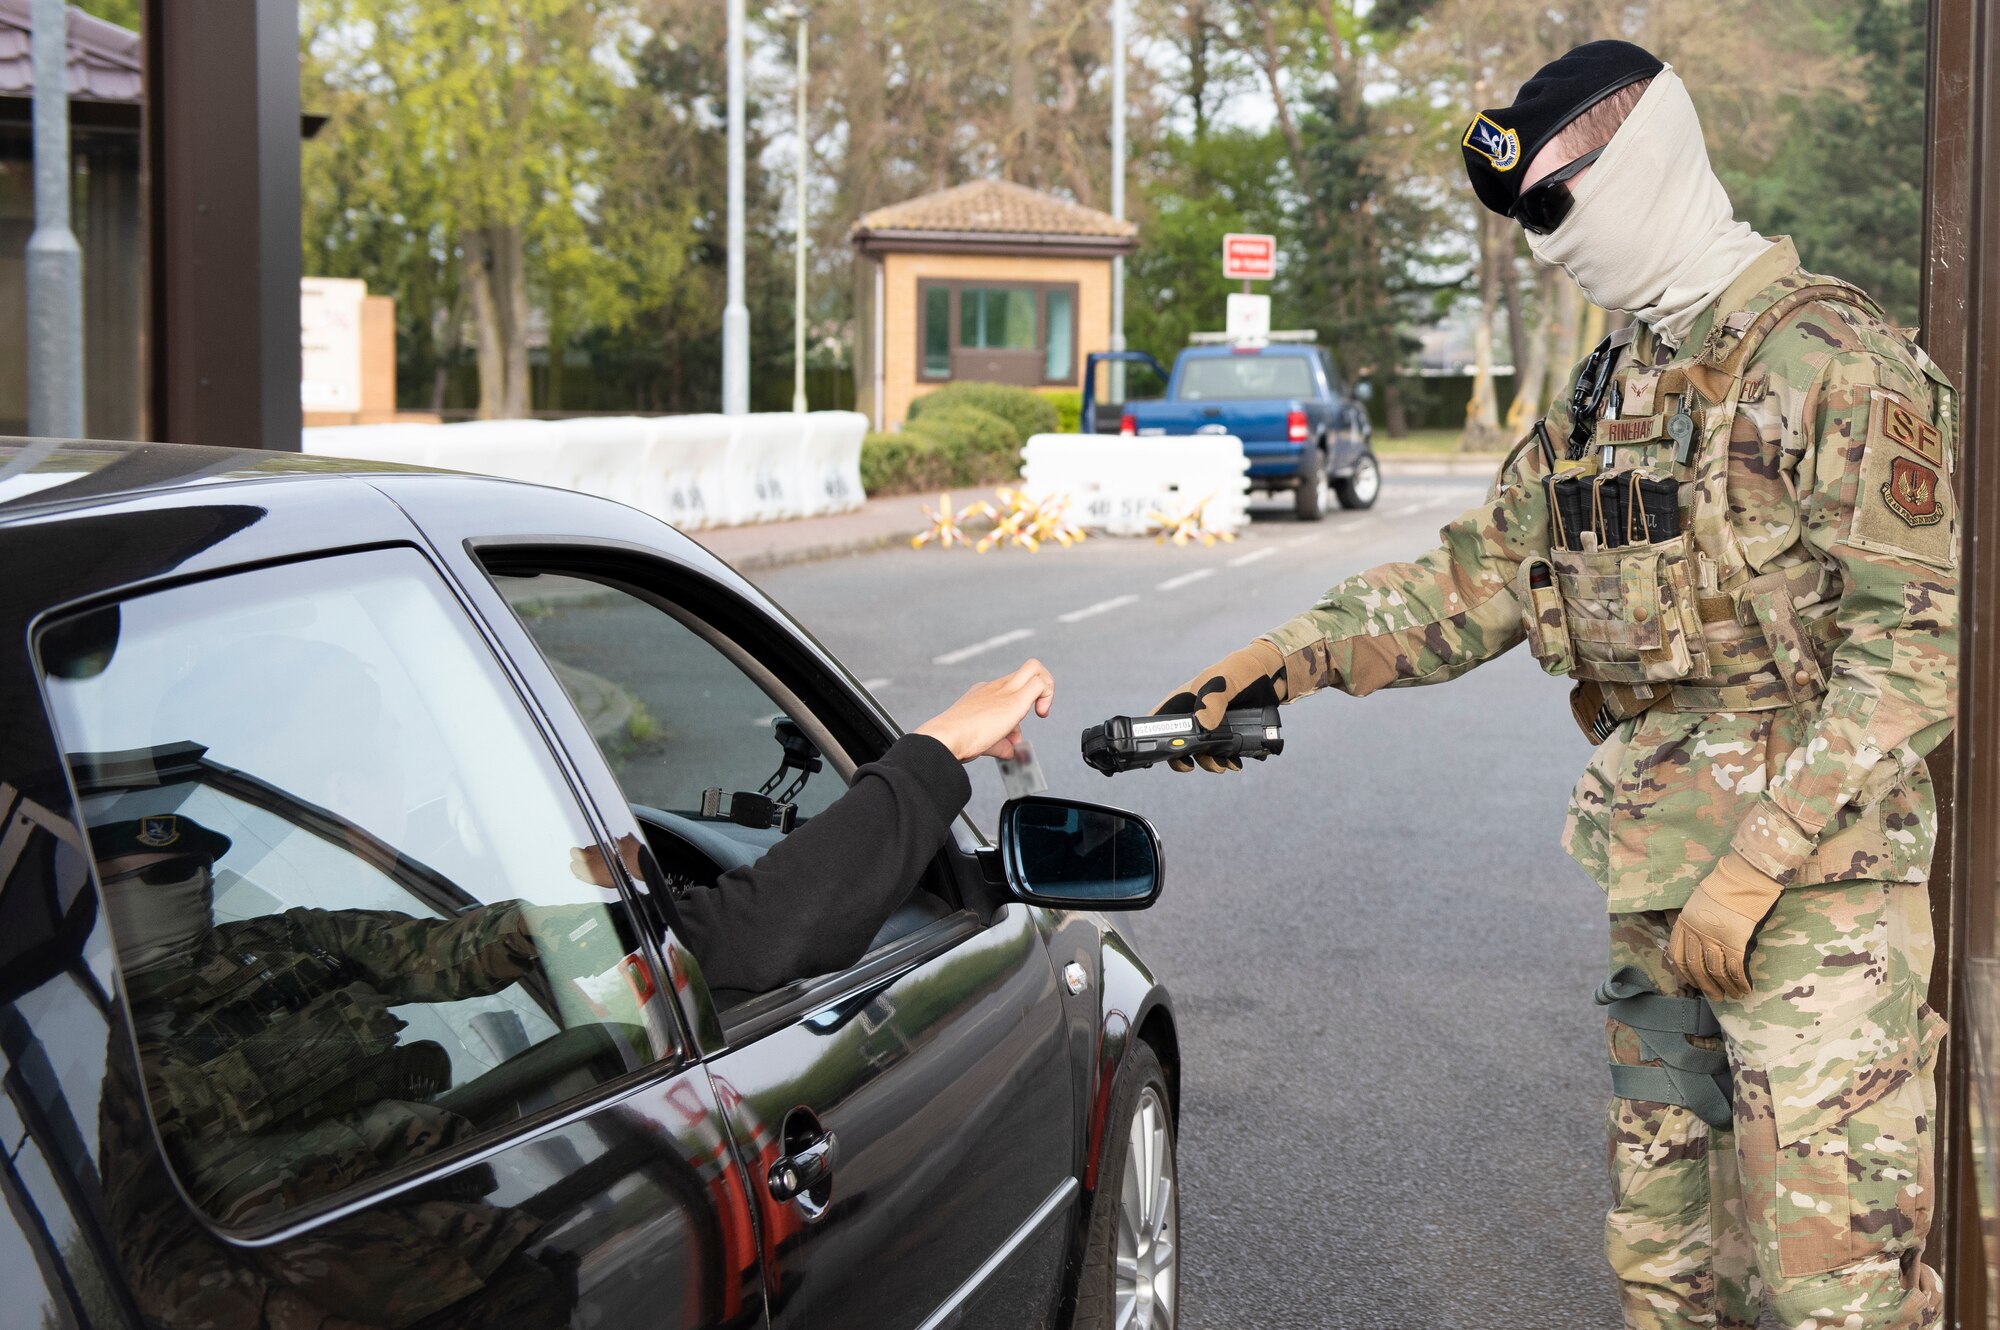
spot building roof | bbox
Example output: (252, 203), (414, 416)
(852, 179), (1137, 257)
(0, 1), (141, 103)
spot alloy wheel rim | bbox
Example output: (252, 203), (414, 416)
(1352, 456), (1380, 504)
(1115, 1086), (1177, 1330)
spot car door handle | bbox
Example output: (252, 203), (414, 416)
(768, 1132), (836, 1202)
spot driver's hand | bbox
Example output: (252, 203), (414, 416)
(569, 834), (644, 889)
(1154, 640), (1284, 773)
(915, 659), (1055, 762)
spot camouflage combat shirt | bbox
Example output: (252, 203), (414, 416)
(1263, 239), (1959, 912)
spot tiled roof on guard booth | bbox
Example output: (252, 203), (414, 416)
(0, 0), (142, 102)
(853, 179), (1137, 239)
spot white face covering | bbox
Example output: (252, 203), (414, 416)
(1525, 68), (1772, 347)
(104, 863), (212, 975)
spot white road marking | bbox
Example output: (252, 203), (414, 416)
(1284, 532), (1324, 547)
(1057, 594), (1140, 624)
(1228, 547), (1277, 568)
(1156, 569), (1216, 591)
(1382, 501), (1429, 519)
(933, 628), (1035, 666)
(860, 677), (892, 691)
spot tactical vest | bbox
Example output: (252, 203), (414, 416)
(129, 928), (430, 1141)
(1513, 278), (1959, 742)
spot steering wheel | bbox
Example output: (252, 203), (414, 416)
(629, 804), (754, 894)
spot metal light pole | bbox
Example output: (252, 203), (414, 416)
(1107, 0), (1127, 403)
(791, 6), (809, 415)
(722, 0), (750, 415)
(27, 0), (83, 438)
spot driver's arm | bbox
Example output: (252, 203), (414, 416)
(678, 733), (970, 994)
(678, 659), (1054, 995)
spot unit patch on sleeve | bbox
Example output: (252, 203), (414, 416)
(1848, 387), (1956, 569)
(1883, 456), (1942, 526)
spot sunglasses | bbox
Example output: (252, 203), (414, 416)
(101, 858), (205, 887)
(1512, 146), (1604, 235)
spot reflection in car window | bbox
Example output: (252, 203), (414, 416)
(490, 571), (844, 832)
(37, 549), (677, 1234)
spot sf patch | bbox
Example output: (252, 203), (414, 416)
(1849, 387), (1955, 569)
(1462, 114), (1520, 171)
(1877, 389), (1944, 465)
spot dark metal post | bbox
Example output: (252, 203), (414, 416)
(1924, 0), (1997, 1322)
(27, 0), (84, 438)
(143, 0), (301, 450)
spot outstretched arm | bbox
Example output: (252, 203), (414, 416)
(1156, 439), (1557, 770)
(671, 661), (1055, 994)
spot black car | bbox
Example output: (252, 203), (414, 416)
(0, 440), (1180, 1330)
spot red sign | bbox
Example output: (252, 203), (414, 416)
(1222, 232), (1277, 281)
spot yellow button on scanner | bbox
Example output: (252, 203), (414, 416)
(1170, 737), (1187, 748)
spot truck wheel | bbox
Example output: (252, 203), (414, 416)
(1334, 450), (1381, 510)
(1294, 447), (1329, 522)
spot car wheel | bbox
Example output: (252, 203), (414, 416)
(1072, 1040), (1177, 1330)
(1334, 449), (1381, 510)
(1294, 446), (1329, 522)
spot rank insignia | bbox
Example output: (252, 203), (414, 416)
(137, 815), (181, 848)
(1462, 114), (1520, 171)
(1883, 456), (1943, 527)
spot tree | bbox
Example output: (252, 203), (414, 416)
(1290, 81), (1440, 435)
(1721, 0), (1926, 324)
(303, 0), (679, 418)
(1125, 128), (1292, 361)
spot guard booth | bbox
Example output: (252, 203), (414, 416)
(848, 178), (1137, 430)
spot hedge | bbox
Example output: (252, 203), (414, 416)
(906, 381), (1059, 441)
(860, 402), (1029, 497)
(1040, 389), (1082, 433)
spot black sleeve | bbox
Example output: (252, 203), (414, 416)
(674, 733), (971, 995)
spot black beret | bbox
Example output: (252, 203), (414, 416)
(1461, 40), (1664, 217)
(90, 813), (232, 867)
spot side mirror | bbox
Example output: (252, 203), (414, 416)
(998, 795), (1162, 910)
(1354, 380), (1375, 403)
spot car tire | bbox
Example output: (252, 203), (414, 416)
(1334, 449), (1381, 510)
(1294, 446), (1329, 522)
(1071, 1040), (1177, 1330)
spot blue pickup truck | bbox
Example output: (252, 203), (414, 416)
(1107, 342), (1379, 521)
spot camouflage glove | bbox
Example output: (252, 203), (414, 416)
(1153, 640), (1286, 773)
(1667, 853), (1784, 1002)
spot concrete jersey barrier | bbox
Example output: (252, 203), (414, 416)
(1018, 432), (1251, 537)
(302, 412), (868, 531)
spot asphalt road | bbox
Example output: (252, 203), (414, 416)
(751, 476), (1628, 1330)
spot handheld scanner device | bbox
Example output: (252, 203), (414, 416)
(1080, 708), (1282, 776)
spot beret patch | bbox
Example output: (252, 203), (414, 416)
(1463, 114), (1521, 172)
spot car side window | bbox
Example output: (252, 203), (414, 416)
(485, 570), (846, 875)
(36, 548), (678, 1231)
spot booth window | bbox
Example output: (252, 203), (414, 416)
(1043, 289), (1074, 381)
(916, 280), (1079, 387)
(922, 286), (950, 378)
(960, 287), (1036, 351)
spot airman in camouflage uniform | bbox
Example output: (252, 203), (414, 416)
(1157, 42), (1956, 1329)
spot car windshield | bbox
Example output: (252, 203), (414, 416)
(1175, 355), (1316, 401)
